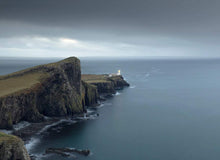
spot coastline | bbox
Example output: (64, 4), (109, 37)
(3, 91), (123, 159)
(0, 57), (129, 159)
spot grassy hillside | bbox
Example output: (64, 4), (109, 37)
(0, 132), (17, 140)
(82, 74), (110, 83)
(0, 72), (47, 97)
(0, 57), (79, 98)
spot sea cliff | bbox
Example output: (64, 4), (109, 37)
(82, 74), (129, 95)
(0, 57), (129, 159)
(0, 57), (83, 129)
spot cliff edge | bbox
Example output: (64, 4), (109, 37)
(0, 132), (30, 160)
(82, 74), (129, 95)
(0, 57), (129, 129)
(0, 57), (83, 129)
(0, 57), (129, 159)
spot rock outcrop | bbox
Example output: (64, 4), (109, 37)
(0, 132), (30, 160)
(82, 74), (129, 95)
(0, 57), (83, 129)
(0, 57), (129, 129)
(81, 81), (99, 107)
(0, 57), (129, 160)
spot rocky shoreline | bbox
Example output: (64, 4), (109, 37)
(0, 57), (129, 160)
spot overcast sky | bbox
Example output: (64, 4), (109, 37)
(0, 0), (220, 58)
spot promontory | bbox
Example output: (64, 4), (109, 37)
(0, 57), (129, 160)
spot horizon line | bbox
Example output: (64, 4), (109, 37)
(0, 55), (220, 60)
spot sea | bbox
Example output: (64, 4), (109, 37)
(1, 57), (220, 160)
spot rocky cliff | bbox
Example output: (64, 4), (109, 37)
(0, 57), (129, 129)
(0, 57), (84, 129)
(0, 132), (30, 160)
(0, 57), (129, 159)
(81, 81), (99, 106)
(82, 74), (129, 95)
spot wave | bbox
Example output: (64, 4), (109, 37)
(129, 85), (136, 89)
(144, 73), (150, 78)
(97, 103), (105, 108)
(0, 129), (12, 134)
(0, 121), (31, 134)
(25, 97), (114, 154)
(29, 152), (52, 160)
(87, 108), (95, 114)
(26, 119), (77, 153)
(75, 112), (99, 121)
(13, 121), (31, 131)
(25, 137), (40, 152)
(34, 154), (51, 160)
(38, 119), (76, 135)
(115, 92), (121, 96)
(87, 114), (99, 120)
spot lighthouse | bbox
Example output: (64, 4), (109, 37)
(117, 70), (121, 75)
(109, 70), (121, 77)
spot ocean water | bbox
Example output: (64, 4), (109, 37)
(1, 58), (220, 160)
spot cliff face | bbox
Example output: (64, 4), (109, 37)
(0, 91), (44, 129)
(35, 59), (83, 116)
(0, 132), (30, 160)
(81, 81), (99, 107)
(0, 57), (130, 159)
(0, 57), (129, 129)
(82, 74), (129, 95)
(107, 75), (130, 90)
(0, 57), (83, 129)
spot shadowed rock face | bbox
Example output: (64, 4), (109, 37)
(0, 57), (130, 160)
(81, 81), (99, 107)
(0, 57), (83, 129)
(0, 57), (129, 129)
(82, 74), (130, 95)
(0, 132), (30, 160)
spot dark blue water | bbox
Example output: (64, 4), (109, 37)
(1, 58), (220, 160)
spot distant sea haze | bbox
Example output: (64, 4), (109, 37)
(1, 58), (220, 160)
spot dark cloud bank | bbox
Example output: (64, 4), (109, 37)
(0, 0), (220, 57)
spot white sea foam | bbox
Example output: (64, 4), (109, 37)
(145, 73), (150, 78)
(31, 153), (51, 160)
(34, 154), (50, 160)
(151, 67), (162, 74)
(87, 114), (98, 120)
(76, 113), (98, 120)
(97, 103), (105, 108)
(25, 137), (40, 152)
(26, 119), (77, 152)
(0, 121), (30, 134)
(24, 97), (115, 154)
(13, 121), (31, 131)
(129, 85), (136, 89)
(97, 102), (112, 108)
(0, 129), (12, 134)
(38, 119), (76, 135)
(115, 92), (121, 96)
(87, 109), (95, 114)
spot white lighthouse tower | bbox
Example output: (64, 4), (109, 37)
(117, 70), (121, 75)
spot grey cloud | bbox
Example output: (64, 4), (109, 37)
(0, 0), (220, 57)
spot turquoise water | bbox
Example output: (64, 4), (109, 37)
(1, 58), (220, 160)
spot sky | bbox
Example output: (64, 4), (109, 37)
(0, 0), (220, 58)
